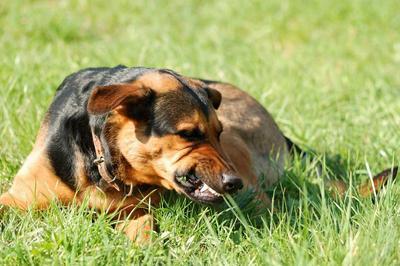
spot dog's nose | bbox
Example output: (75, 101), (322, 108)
(222, 173), (243, 193)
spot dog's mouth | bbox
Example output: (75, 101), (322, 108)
(174, 172), (223, 204)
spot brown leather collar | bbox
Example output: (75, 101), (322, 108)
(91, 128), (136, 196)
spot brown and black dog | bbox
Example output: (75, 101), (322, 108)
(0, 66), (397, 243)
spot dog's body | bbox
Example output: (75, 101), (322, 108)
(0, 66), (290, 241)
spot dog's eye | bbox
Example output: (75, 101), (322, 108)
(177, 128), (205, 141)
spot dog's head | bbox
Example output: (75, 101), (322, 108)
(87, 69), (243, 204)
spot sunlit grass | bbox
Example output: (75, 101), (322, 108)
(1, 0), (399, 265)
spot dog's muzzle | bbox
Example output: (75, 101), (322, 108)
(174, 170), (243, 204)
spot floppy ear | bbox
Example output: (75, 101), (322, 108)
(205, 87), (222, 109)
(87, 83), (151, 115)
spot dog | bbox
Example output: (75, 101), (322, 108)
(0, 66), (396, 243)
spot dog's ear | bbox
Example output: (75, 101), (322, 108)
(205, 87), (222, 109)
(87, 83), (152, 115)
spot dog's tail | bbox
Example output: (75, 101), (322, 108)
(285, 137), (398, 198)
(326, 166), (398, 198)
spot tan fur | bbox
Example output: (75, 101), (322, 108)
(137, 71), (182, 93)
(116, 212), (154, 243)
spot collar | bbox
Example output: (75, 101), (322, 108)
(90, 128), (136, 196)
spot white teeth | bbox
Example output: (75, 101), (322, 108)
(209, 188), (221, 196)
(200, 183), (208, 192)
(199, 183), (221, 196)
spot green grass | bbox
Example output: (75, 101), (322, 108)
(1, 0), (400, 264)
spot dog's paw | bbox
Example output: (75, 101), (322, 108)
(116, 214), (155, 245)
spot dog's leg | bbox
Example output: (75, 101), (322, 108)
(0, 149), (75, 210)
(76, 185), (161, 244)
(115, 209), (155, 244)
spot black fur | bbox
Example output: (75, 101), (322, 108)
(150, 89), (209, 137)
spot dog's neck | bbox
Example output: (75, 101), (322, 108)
(90, 126), (138, 196)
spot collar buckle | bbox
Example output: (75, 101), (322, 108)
(93, 156), (105, 165)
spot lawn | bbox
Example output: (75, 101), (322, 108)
(1, 0), (400, 265)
